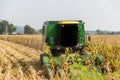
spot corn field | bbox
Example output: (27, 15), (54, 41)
(0, 35), (120, 80)
(85, 35), (120, 80)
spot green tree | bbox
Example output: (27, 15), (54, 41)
(0, 20), (9, 34)
(0, 22), (4, 34)
(24, 25), (36, 34)
(8, 24), (16, 34)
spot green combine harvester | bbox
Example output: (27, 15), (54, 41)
(40, 20), (104, 79)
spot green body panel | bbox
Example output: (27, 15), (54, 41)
(42, 20), (85, 50)
(47, 21), (59, 49)
(43, 21), (59, 49)
(78, 21), (85, 46)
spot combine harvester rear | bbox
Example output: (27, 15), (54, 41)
(40, 20), (104, 79)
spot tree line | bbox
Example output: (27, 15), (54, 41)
(0, 20), (16, 34)
(86, 29), (120, 35)
(0, 20), (41, 35)
(96, 29), (120, 35)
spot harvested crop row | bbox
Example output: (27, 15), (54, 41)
(0, 39), (46, 80)
(0, 40), (41, 60)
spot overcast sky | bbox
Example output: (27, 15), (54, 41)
(0, 0), (120, 31)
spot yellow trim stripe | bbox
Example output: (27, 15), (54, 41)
(58, 21), (79, 24)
